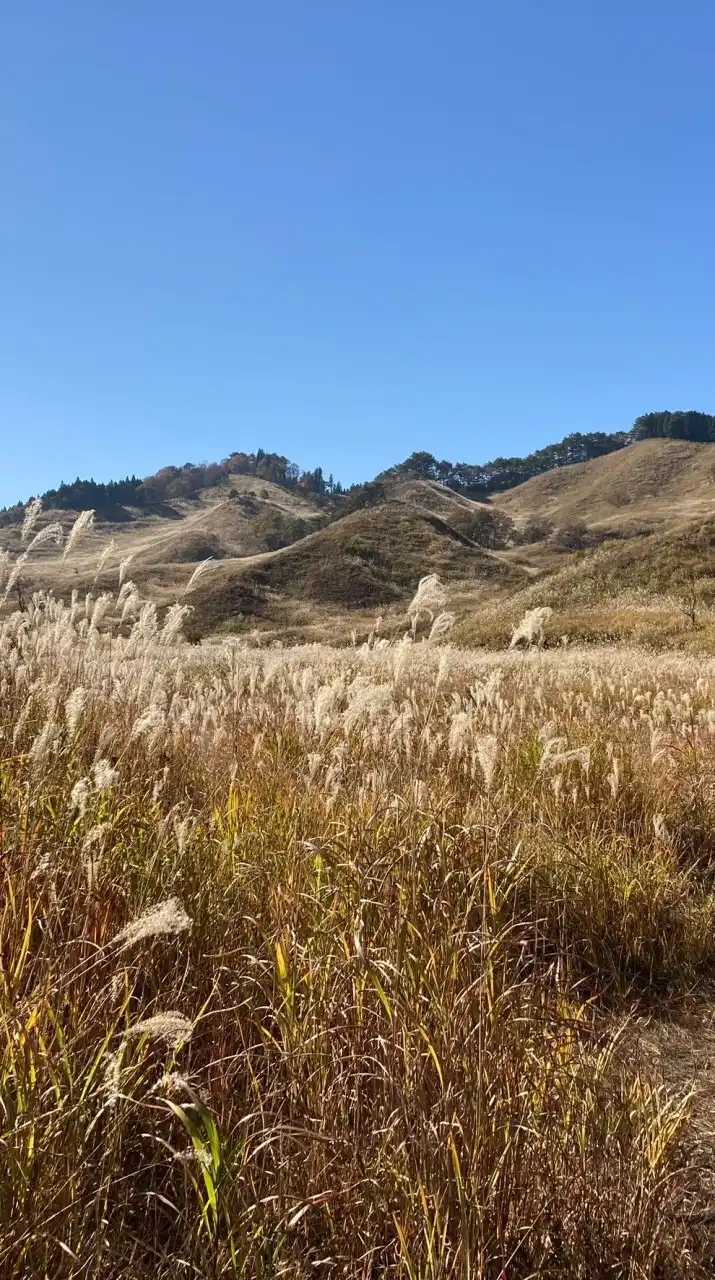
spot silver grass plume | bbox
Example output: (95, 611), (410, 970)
(159, 602), (192, 645)
(123, 1012), (193, 1049)
(62, 509), (95, 561)
(103, 1052), (122, 1109)
(65, 687), (87, 738)
(448, 710), (472, 758)
(91, 758), (119, 793)
(118, 553), (135, 588)
(509, 606), (553, 650)
(182, 557), (214, 598)
(70, 777), (92, 816)
(111, 897), (192, 951)
(26, 522), (64, 554)
(21, 497), (42, 545)
(428, 611), (456, 642)
(117, 579), (135, 607)
(1, 552), (28, 604)
(476, 734), (499, 791)
(94, 538), (116, 583)
(0, 549), (10, 593)
(90, 593), (113, 630)
(118, 581), (140, 621)
(407, 574), (448, 626)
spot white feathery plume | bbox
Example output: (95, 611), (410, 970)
(26, 522), (64, 554)
(91, 758), (119, 793)
(120, 585), (140, 622)
(131, 701), (164, 738)
(70, 777), (92, 817)
(448, 711), (472, 758)
(62, 509), (95, 561)
(476, 735), (499, 791)
(65, 687), (87, 738)
(117, 579), (136, 607)
(90, 593), (113, 631)
(539, 743), (590, 774)
(123, 1012), (193, 1049)
(159, 602), (192, 645)
(428, 611), (456, 642)
(407, 574), (448, 625)
(111, 898), (192, 951)
(21, 498), (42, 545)
(182, 557), (214, 597)
(2, 552), (28, 604)
(509, 606), (553, 650)
(0, 549), (11, 593)
(29, 719), (60, 766)
(103, 1052), (122, 1109)
(118, 554), (135, 588)
(94, 538), (116, 582)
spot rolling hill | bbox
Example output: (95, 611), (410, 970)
(7, 428), (715, 647)
(184, 501), (527, 638)
(494, 438), (715, 534)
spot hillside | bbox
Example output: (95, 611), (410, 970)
(494, 438), (715, 534)
(8, 425), (715, 646)
(185, 501), (527, 637)
(0, 475), (324, 587)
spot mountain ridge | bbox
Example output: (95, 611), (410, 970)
(4, 408), (715, 524)
(5, 417), (715, 649)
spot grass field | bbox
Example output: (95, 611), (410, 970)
(4, 573), (715, 1276)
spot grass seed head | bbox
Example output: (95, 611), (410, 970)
(112, 898), (192, 951)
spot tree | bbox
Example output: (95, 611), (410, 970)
(518, 516), (554, 544)
(631, 411), (715, 443)
(551, 521), (589, 551)
(464, 508), (515, 548)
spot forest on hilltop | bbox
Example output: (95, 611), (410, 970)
(3, 410), (714, 523)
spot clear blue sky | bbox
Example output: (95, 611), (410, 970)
(3, 2), (715, 505)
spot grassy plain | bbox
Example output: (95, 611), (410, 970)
(3, 579), (715, 1276)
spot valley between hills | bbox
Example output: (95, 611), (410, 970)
(5, 424), (715, 651)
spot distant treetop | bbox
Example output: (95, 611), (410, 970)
(2, 410), (713, 523)
(380, 431), (631, 497)
(631, 411), (715, 443)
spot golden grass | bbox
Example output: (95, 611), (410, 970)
(3, 588), (715, 1274)
(494, 437), (715, 535)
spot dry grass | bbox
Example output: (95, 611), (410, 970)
(494, 437), (715, 535)
(183, 504), (524, 639)
(3, 566), (715, 1275)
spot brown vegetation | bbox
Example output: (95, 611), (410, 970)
(3, 574), (715, 1274)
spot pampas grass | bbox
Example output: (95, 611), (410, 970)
(62, 508), (95, 560)
(118, 551), (134, 587)
(183, 555), (215, 597)
(20, 496), (42, 544)
(407, 572), (448, 626)
(26, 521), (64, 553)
(112, 898), (192, 951)
(509, 604), (553, 648)
(94, 537), (116, 582)
(0, 537), (713, 1277)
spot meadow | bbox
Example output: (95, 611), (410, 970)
(3, 562), (715, 1275)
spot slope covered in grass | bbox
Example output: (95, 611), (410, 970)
(186, 501), (527, 635)
(495, 437), (715, 533)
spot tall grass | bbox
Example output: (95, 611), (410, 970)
(1, 585), (714, 1275)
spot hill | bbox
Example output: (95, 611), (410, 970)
(7, 417), (715, 646)
(0, 475), (323, 577)
(494, 438), (715, 535)
(453, 511), (715, 653)
(185, 501), (527, 638)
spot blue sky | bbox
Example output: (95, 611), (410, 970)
(3, 1), (715, 505)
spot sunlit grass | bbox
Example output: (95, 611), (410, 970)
(1, 582), (715, 1274)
